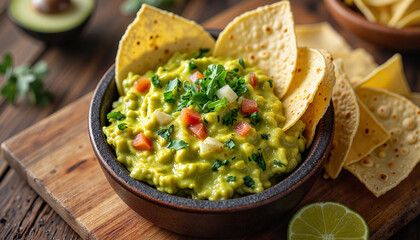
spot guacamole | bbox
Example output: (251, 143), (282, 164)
(103, 51), (306, 200)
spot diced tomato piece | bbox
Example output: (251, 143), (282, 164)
(241, 98), (258, 115)
(196, 84), (201, 92)
(133, 77), (151, 93)
(249, 72), (258, 88)
(180, 108), (201, 125)
(189, 71), (204, 83)
(188, 123), (207, 139)
(235, 121), (252, 136)
(132, 133), (152, 150)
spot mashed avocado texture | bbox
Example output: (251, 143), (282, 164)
(103, 51), (306, 200)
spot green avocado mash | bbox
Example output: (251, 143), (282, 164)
(103, 50), (306, 200)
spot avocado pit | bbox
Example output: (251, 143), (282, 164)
(32, 0), (71, 14)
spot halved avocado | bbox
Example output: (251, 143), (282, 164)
(8, 0), (95, 43)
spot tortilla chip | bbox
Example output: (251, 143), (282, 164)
(213, 1), (297, 99)
(345, 98), (390, 165)
(410, 92), (420, 107)
(300, 50), (335, 148)
(388, 0), (415, 27)
(355, 54), (411, 98)
(365, 0), (398, 7)
(295, 22), (351, 55)
(345, 87), (420, 197)
(281, 48), (326, 131)
(334, 48), (377, 86)
(354, 0), (381, 22)
(395, 9), (420, 28)
(323, 60), (359, 179)
(115, 4), (215, 95)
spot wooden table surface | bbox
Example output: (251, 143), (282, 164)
(0, 0), (419, 239)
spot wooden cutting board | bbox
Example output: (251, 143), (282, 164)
(2, 92), (420, 240)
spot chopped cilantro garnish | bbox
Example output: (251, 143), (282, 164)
(274, 159), (285, 167)
(166, 78), (180, 91)
(117, 123), (127, 130)
(248, 111), (263, 126)
(222, 108), (238, 126)
(268, 79), (273, 88)
(206, 97), (227, 111)
(211, 159), (229, 171)
(243, 176), (255, 189)
(151, 74), (161, 88)
(168, 140), (189, 150)
(107, 111), (126, 120)
(188, 60), (197, 72)
(203, 118), (208, 124)
(239, 58), (245, 68)
(261, 133), (270, 139)
(227, 176), (236, 182)
(252, 152), (266, 171)
(164, 78), (180, 103)
(248, 156), (252, 162)
(217, 115), (220, 122)
(225, 139), (235, 149)
(157, 125), (174, 141)
(195, 48), (210, 58)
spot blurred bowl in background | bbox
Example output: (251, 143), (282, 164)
(324, 0), (420, 50)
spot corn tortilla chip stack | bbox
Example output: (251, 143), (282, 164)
(213, 1), (297, 99)
(295, 22), (351, 55)
(356, 54), (411, 98)
(115, 4), (215, 95)
(324, 60), (359, 179)
(281, 48), (326, 131)
(346, 87), (420, 197)
(300, 50), (335, 148)
(345, 98), (390, 165)
(333, 49), (377, 86)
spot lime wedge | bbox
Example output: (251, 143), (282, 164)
(287, 202), (369, 240)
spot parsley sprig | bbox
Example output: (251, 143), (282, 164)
(0, 53), (51, 105)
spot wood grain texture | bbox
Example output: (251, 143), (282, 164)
(2, 92), (420, 240)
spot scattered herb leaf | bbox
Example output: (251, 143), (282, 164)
(168, 140), (189, 150)
(222, 108), (238, 126)
(151, 74), (161, 88)
(211, 159), (229, 171)
(225, 139), (235, 149)
(247, 111), (263, 126)
(252, 152), (266, 171)
(0, 53), (51, 105)
(239, 58), (245, 68)
(157, 125), (174, 141)
(243, 176), (255, 189)
(118, 123), (127, 130)
(227, 176), (236, 182)
(195, 48), (210, 58)
(188, 60), (197, 72)
(107, 111), (126, 120)
(268, 79), (273, 88)
(261, 133), (270, 139)
(274, 159), (285, 167)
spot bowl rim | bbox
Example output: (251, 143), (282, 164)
(88, 65), (334, 213)
(324, 0), (420, 35)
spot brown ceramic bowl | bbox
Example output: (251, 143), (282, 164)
(324, 0), (420, 50)
(88, 54), (334, 237)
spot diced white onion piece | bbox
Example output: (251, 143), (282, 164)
(154, 110), (173, 126)
(199, 137), (223, 155)
(216, 85), (238, 103)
